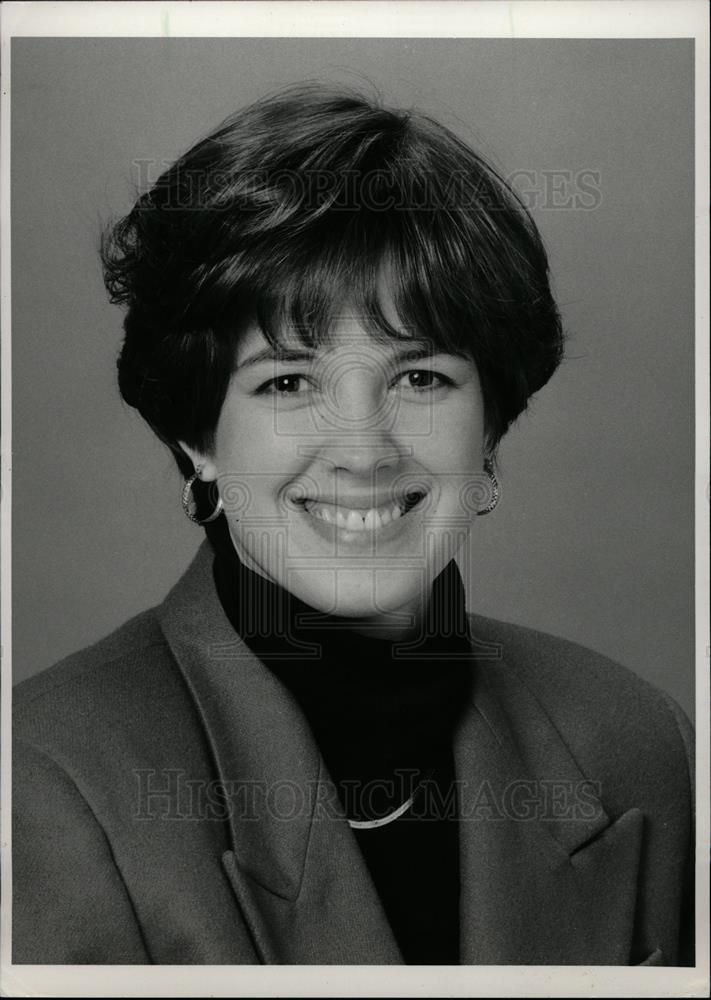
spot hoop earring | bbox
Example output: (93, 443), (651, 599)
(477, 458), (500, 516)
(181, 469), (224, 525)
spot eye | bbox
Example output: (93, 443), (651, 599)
(255, 368), (455, 398)
(392, 369), (454, 393)
(255, 373), (313, 396)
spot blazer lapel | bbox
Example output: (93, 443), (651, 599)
(158, 541), (643, 965)
(456, 636), (644, 965)
(157, 540), (402, 964)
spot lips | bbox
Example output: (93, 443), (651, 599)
(296, 490), (427, 533)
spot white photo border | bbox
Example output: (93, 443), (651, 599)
(1, 2), (708, 997)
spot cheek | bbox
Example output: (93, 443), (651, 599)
(212, 401), (275, 471)
(459, 389), (487, 462)
(427, 394), (486, 467)
(423, 396), (486, 519)
(213, 405), (304, 517)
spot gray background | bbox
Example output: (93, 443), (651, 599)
(11, 38), (695, 717)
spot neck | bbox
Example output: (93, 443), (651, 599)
(327, 605), (424, 643)
(226, 524), (431, 644)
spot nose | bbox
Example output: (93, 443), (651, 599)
(308, 366), (403, 477)
(320, 433), (402, 479)
(327, 355), (389, 426)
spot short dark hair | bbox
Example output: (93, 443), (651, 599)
(101, 83), (564, 477)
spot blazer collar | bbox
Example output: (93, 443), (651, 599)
(455, 649), (644, 964)
(157, 539), (643, 964)
(156, 539), (402, 962)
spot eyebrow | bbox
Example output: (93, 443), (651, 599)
(237, 341), (459, 371)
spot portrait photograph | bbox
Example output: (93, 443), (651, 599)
(1, 2), (708, 997)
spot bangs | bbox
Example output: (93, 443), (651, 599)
(178, 104), (531, 365)
(210, 205), (486, 364)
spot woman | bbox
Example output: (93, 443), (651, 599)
(12, 85), (694, 966)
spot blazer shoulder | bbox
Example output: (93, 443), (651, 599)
(466, 611), (693, 784)
(13, 605), (176, 745)
(467, 610), (686, 715)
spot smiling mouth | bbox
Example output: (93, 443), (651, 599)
(296, 491), (427, 532)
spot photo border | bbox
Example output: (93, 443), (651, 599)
(1, 2), (708, 997)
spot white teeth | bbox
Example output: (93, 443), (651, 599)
(301, 495), (419, 531)
(366, 507), (389, 529)
(345, 509), (363, 530)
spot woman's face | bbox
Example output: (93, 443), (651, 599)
(186, 305), (488, 638)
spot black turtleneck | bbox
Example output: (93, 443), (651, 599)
(205, 514), (473, 965)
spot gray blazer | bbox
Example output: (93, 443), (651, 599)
(13, 539), (694, 965)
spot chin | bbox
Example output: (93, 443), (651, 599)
(288, 568), (426, 622)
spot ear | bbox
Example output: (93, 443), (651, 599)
(178, 440), (218, 482)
